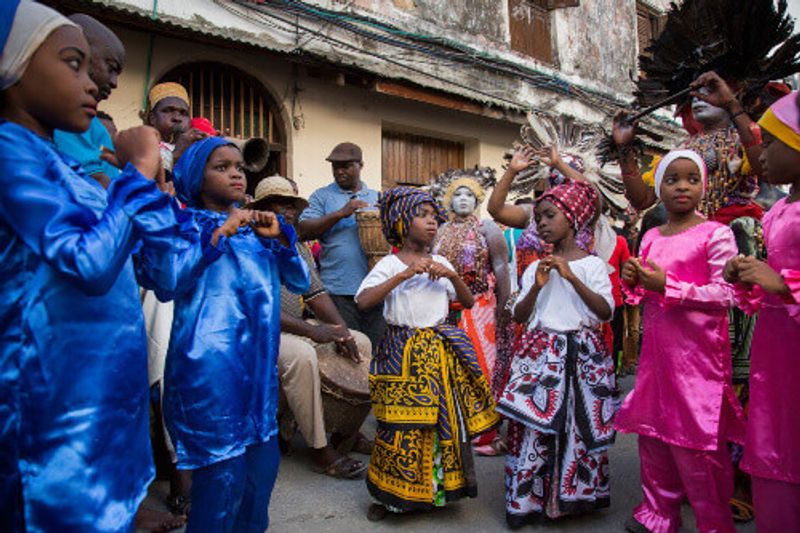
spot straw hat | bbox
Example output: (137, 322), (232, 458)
(246, 175), (308, 211)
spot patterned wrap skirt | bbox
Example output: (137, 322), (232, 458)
(366, 324), (500, 511)
(497, 326), (619, 525)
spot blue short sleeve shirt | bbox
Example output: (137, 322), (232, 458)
(299, 181), (379, 295)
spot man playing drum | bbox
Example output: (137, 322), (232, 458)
(250, 176), (373, 479)
(297, 142), (385, 347)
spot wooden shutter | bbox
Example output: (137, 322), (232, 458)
(381, 131), (465, 190)
(508, 0), (554, 65)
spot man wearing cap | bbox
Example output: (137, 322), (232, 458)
(250, 175), (373, 478)
(53, 14), (125, 189)
(297, 142), (385, 347)
(144, 81), (195, 173)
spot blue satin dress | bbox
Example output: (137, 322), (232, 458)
(0, 121), (191, 531)
(136, 210), (310, 470)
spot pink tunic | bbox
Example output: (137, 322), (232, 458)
(615, 221), (746, 451)
(736, 197), (800, 484)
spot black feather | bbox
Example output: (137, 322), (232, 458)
(636, 0), (800, 110)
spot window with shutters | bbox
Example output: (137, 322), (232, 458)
(508, 0), (555, 64)
(381, 131), (465, 190)
(157, 62), (286, 177)
(636, 2), (666, 58)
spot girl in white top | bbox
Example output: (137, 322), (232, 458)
(496, 180), (619, 528)
(355, 186), (499, 521)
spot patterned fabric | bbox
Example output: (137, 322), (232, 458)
(500, 327), (618, 523)
(537, 181), (598, 234)
(680, 127), (759, 218)
(433, 216), (491, 295)
(378, 186), (446, 247)
(367, 324), (500, 510)
(498, 328), (618, 451)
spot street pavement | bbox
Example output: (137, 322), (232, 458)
(140, 375), (757, 532)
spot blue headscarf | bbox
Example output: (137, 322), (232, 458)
(173, 136), (236, 208)
(378, 186), (445, 247)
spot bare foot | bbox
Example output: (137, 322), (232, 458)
(134, 507), (186, 532)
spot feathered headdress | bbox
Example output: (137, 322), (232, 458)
(636, 0), (800, 117)
(504, 112), (630, 216)
(430, 166), (497, 209)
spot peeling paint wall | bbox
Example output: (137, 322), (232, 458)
(552, 0), (639, 94)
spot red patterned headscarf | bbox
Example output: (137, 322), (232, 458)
(537, 180), (598, 231)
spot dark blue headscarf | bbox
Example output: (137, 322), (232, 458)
(173, 136), (236, 208)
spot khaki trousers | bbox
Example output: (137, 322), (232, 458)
(278, 328), (371, 449)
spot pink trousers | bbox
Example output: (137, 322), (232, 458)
(752, 476), (800, 533)
(633, 435), (736, 533)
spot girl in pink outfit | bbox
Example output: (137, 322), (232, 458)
(617, 150), (745, 533)
(725, 91), (800, 533)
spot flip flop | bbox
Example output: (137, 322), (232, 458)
(312, 455), (367, 479)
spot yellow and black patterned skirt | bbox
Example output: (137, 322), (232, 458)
(367, 324), (499, 511)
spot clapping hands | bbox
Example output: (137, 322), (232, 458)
(624, 257), (666, 293)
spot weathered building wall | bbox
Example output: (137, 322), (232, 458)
(106, 24), (520, 202)
(552, 0), (639, 94)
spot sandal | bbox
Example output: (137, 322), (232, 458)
(312, 455), (367, 479)
(331, 432), (374, 456)
(730, 498), (754, 523)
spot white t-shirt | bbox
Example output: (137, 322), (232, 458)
(515, 255), (614, 333)
(355, 254), (456, 328)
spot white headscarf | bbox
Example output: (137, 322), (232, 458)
(653, 149), (708, 200)
(0, 0), (78, 90)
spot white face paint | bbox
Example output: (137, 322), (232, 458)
(691, 88), (729, 127)
(451, 186), (477, 216)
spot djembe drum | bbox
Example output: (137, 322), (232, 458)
(355, 209), (390, 269)
(277, 341), (372, 451)
(317, 342), (372, 438)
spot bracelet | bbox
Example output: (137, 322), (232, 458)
(729, 109), (747, 120)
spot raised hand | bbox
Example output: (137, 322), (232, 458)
(250, 210), (282, 239)
(107, 126), (162, 179)
(508, 145), (538, 173)
(531, 144), (562, 169)
(612, 111), (638, 147)
(690, 71), (736, 110)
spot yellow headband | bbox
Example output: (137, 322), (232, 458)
(758, 107), (800, 153)
(443, 176), (485, 212)
(148, 82), (190, 110)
